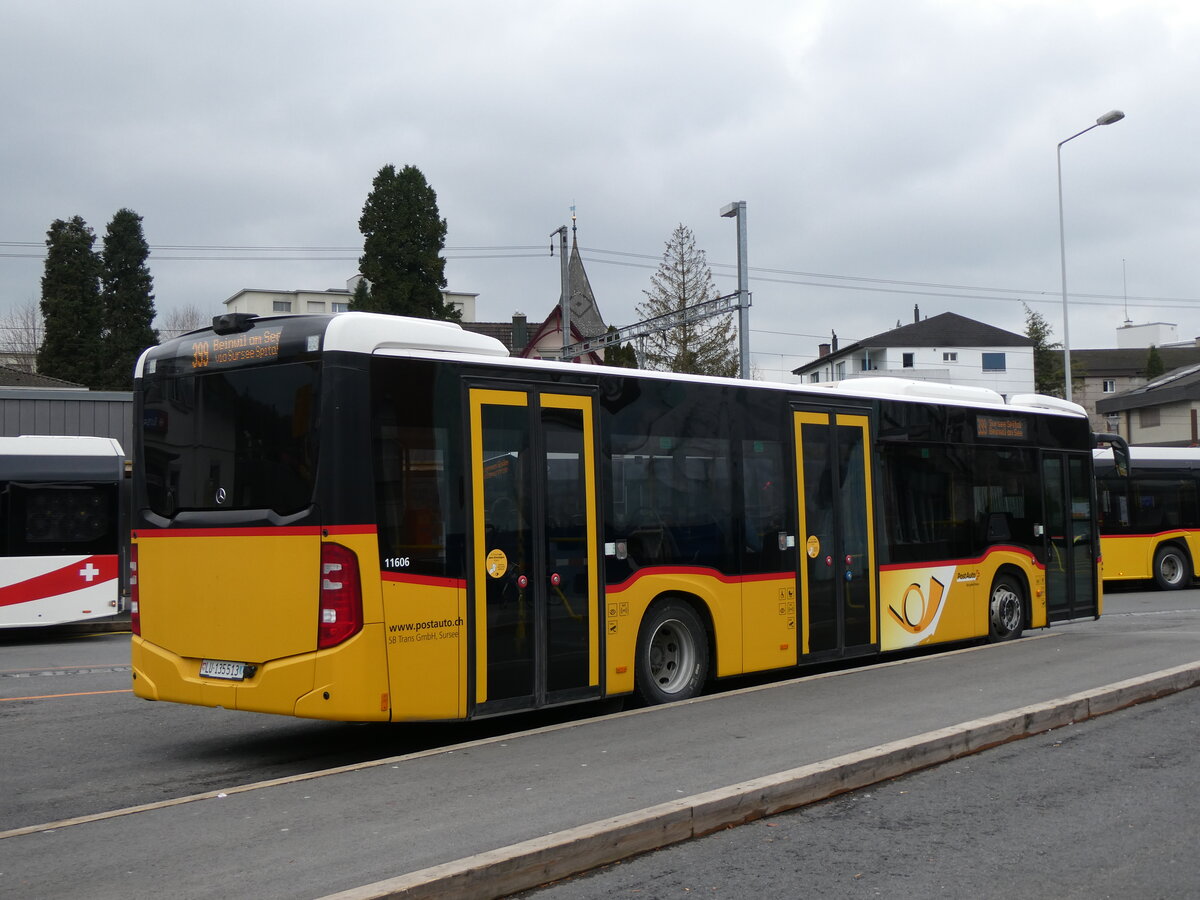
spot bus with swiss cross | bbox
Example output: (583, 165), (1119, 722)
(129, 311), (1104, 721)
(0, 435), (126, 628)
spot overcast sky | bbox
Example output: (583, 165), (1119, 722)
(3, 1), (1197, 380)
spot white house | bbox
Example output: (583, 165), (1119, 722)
(222, 277), (479, 322)
(791, 309), (1034, 397)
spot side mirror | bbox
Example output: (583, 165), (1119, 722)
(1094, 432), (1130, 478)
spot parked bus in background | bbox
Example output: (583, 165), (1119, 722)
(1095, 445), (1200, 590)
(0, 435), (126, 628)
(129, 312), (1105, 722)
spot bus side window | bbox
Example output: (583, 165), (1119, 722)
(741, 440), (786, 570)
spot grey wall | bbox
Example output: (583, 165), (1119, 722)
(0, 390), (134, 457)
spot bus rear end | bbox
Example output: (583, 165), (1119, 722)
(130, 314), (389, 721)
(0, 436), (126, 628)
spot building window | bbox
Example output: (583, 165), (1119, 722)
(1106, 414), (1119, 432)
(809, 373), (820, 384)
(981, 352), (1006, 372)
(902, 353), (914, 368)
(332, 302), (349, 313)
(943, 352), (957, 362)
(859, 358), (876, 371)
(1102, 380), (1116, 393)
(307, 301), (326, 312)
(272, 300), (292, 312)
(835, 361), (846, 379)
(1139, 408), (1160, 428)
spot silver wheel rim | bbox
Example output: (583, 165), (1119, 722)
(1160, 554), (1183, 585)
(647, 617), (696, 695)
(990, 585), (1021, 635)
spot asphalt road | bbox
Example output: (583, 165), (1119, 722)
(518, 678), (1200, 899)
(0, 627), (617, 832)
(2, 584), (1198, 899)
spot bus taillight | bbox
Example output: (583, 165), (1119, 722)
(129, 544), (140, 636)
(318, 542), (362, 649)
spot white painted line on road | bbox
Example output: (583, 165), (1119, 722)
(315, 660), (1200, 900)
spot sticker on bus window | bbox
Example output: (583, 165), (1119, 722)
(486, 549), (508, 578)
(807, 535), (820, 558)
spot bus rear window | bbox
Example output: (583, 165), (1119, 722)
(141, 361), (320, 517)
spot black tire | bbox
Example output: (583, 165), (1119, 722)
(634, 600), (709, 705)
(1152, 544), (1190, 591)
(988, 573), (1025, 642)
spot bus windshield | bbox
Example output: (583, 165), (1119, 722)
(141, 361), (320, 517)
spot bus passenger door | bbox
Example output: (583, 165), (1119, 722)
(792, 408), (877, 657)
(468, 388), (601, 714)
(1042, 452), (1098, 621)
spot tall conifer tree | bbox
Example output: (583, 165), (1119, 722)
(352, 164), (458, 320)
(100, 208), (158, 390)
(1024, 302), (1064, 397)
(37, 216), (103, 386)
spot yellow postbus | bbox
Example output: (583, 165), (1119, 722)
(130, 312), (1103, 722)
(1095, 445), (1200, 590)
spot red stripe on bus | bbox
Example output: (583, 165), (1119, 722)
(606, 567), (792, 593)
(132, 524), (377, 539)
(0, 556), (118, 609)
(381, 572), (467, 589)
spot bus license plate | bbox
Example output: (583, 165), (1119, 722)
(199, 659), (248, 681)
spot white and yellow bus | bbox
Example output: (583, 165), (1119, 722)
(130, 312), (1103, 722)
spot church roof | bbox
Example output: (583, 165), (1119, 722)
(562, 234), (607, 339)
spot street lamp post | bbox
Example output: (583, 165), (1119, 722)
(1057, 109), (1125, 402)
(720, 201), (750, 379)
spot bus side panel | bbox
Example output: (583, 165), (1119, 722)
(1099, 533), (1164, 581)
(0, 555), (119, 627)
(604, 569), (743, 695)
(879, 564), (969, 651)
(381, 576), (467, 721)
(740, 576), (798, 673)
(879, 549), (1044, 651)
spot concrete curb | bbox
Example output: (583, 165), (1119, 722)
(318, 660), (1200, 900)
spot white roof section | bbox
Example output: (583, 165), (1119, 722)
(0, 435), (126, 481)
(0, 435), (125, 458)
(323, 312), (508, 357)
(1094, 446), (1200, 463)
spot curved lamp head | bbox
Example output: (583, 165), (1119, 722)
(1097, 110), (1125, 126)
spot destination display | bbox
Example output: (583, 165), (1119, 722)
(190, 326), (284, 370)
(976, 414), (1030, 441)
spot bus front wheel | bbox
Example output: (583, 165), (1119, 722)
(634, 600), (709, 705)
(1153, 544), (1190, 591)
(988, 575), (1025, 642)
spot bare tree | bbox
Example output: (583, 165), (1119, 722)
(156, 303), (211, 341)
(636, 224), (738, 376)
(0, 299), (44, 373)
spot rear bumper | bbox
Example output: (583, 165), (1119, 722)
(131, 625), (390, 721)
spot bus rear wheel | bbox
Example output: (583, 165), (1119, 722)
(635, 600), (709, 705)
(988, 575), (1025, 642)
(1153, 544), (1190, 591)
